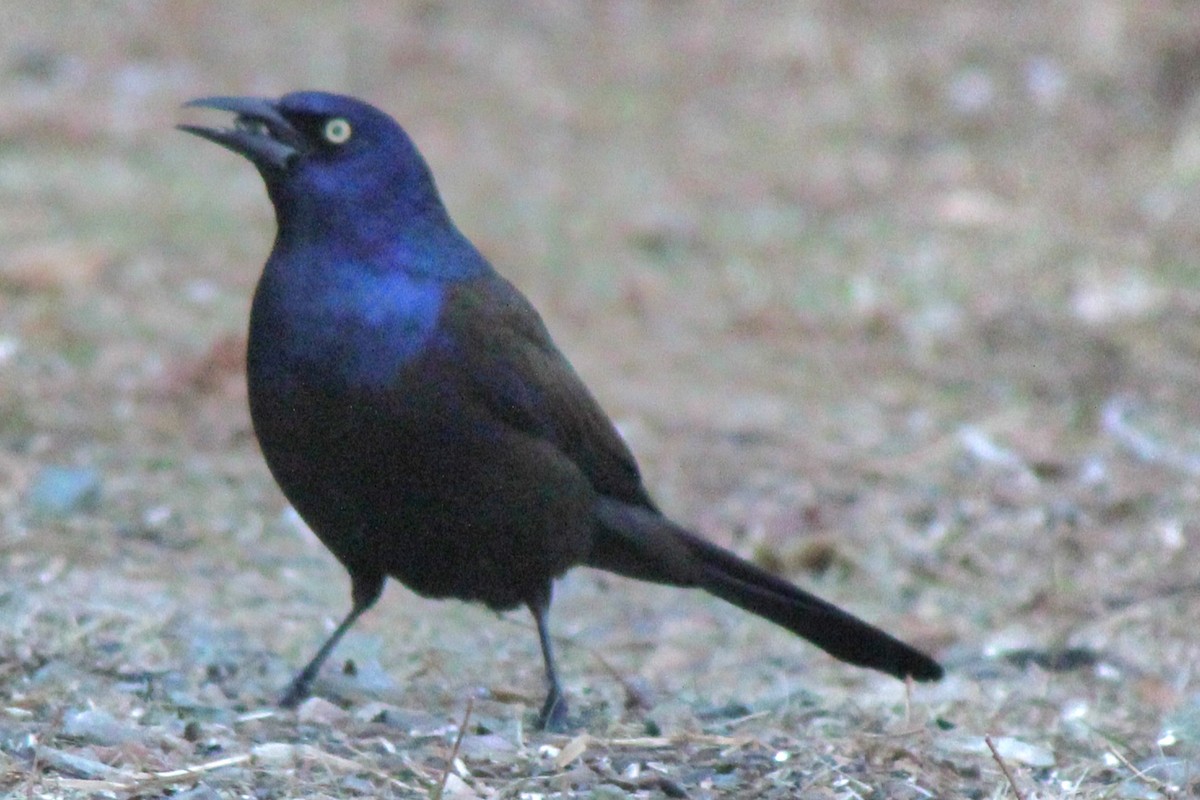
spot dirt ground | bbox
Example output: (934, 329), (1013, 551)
(2, 2), (1199, 797)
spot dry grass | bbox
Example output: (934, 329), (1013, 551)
(2, 1), (1199, 797)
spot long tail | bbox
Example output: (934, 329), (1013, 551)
(590, 498), (943, 682)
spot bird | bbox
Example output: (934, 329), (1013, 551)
(178, 91), (943, 731)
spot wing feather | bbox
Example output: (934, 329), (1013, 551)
(441, 276), (657, 512)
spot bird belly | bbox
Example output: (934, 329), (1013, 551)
(248, 378), (595, 611)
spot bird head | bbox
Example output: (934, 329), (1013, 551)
(179, 92), (447, 240)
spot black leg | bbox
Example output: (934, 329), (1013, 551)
(529, 589), (568, 731)
(280, 571), (384, 708)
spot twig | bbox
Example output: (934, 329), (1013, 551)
(1102, 394), (1200, 477)
(958, 425), (1030, 474)
(48, 752), (252, 794)
(602, 734), (745, 748)
(138, 753), (253, 785)
(433, 697), (474, 800)
(1103, 580), (1200, 612)
(26, 706), (65, 798)
(984, 735), (1026, 800)
(1106, 745), (1174, 794)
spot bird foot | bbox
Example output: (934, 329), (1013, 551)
(279, 674), (313, 709)
(536, 692), (570, 732)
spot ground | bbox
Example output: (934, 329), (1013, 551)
(1, 2), (1199, 798)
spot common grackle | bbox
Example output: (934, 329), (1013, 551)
(179, 92), (942, 730)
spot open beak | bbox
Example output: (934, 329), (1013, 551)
(177, 96), (305, 171)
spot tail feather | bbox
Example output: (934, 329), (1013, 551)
(591, 497), (943, 682)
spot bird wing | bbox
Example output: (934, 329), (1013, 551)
(442, 275), (658, 512)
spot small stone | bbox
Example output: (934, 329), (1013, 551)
(1116, 780), (1166, 800)
(35, 746), (124, 779)
(592, 784), (627, 800)
(352, 701), (443, 732)
(936, 735), (1056, 768)
(440, 773), (478, 798)
(295, 696), (349, 725)
(27, 466), (100, 516)
(339, 776), (376, 794)
(169, 784), (223, 800)
(63, 708), (136, 745)
(990, 736), (1056, 768)
(252, 742), (295, 767)
(457, 733), (519, 761)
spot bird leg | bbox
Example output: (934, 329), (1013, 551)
(529, 594), (569, 731)
(280, 572), (383, 708)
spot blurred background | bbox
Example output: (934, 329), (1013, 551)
(1, 2), (1199, 795)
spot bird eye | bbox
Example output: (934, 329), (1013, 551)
(323, 118), (352, 145)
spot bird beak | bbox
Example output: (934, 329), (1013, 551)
(177, 96), (305, 171)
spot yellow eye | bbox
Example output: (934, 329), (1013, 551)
(323, 118), (352, 144)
